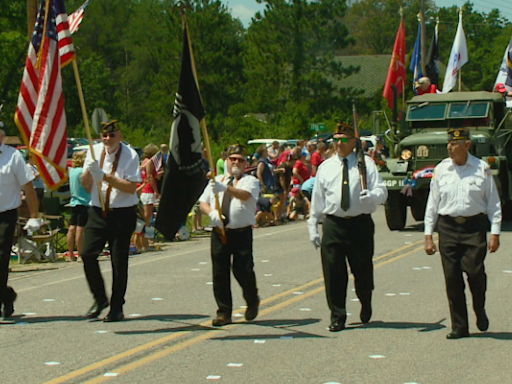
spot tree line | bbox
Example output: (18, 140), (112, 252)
(1, 0), (511, 155)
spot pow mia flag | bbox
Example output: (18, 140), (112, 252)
(155, 22), (208, 240)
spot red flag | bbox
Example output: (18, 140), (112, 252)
(383, 20), (406, 109)
(15, 0), (75, 190)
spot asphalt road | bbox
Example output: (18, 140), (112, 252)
(2, 206), (512, 384)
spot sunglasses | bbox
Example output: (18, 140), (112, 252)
(228, 156), (245, 163)
(334, 137), (354, 143)
(102, 133), (117, 138)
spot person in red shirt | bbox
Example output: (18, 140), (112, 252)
(293, 152), (310, 186)
(414, 77), (437, 95)
(310, 141), (326, 176)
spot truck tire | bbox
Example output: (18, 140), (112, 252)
(410, 192), (427, 221)
(385, 191), (407, 230)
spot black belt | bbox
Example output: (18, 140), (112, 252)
(327, 214), (368, 220)
(439, 214), (486, 225)
(225, 226), (252, 232)
(92, 206), (136, 212)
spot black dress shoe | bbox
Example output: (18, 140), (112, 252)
(360, 303), (372, 324)
(85, 301), (109, 319)
(3, 287), (17, 318)
(328, 320), (345, 332)
(103, 311), (124, 322)
(245, 298), (260, 321)
(446, 329), (470, 339)
(476, 310), (489, 332)
(212, 315), (232, 327)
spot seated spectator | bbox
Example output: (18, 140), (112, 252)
(287, 187), (310, 220)
(368, 137), (387, 162)
(255, 194), (280, 227)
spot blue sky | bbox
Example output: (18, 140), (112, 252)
(220, 0), (512, 27)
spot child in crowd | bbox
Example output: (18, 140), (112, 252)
(255, 194), (280, 228)
(287, 187), (310, 220)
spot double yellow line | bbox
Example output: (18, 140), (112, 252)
(45, 236), (430, 384)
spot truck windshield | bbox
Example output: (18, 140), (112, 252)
(447, 102), (489, 119)
(407, 103), (447, 121)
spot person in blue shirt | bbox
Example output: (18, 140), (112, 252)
(67, 151), (91, 261)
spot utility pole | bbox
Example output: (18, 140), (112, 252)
(27, 0), (38, 38)
(420, 0), (427, 75)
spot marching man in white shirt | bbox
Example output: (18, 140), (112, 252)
(81, 120), (141, 322)
(0, 127), (41, 323)
(308, 123), (387, 332)
(424, 127), (501, 339)
(199, 144), (260, 327)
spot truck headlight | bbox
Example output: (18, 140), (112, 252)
(400, 149), (412, 160)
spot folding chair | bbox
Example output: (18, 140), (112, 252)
(16, 217), (60, 264)
(42, 197), (68, 253)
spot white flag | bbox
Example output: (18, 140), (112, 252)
(494, 34), (512, 108)
(441, 12), (468, 93)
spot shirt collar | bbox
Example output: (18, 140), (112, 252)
(336, 151), (355, 163)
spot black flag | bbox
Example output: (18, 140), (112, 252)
(155, 23), (208, 240)
(426, 29), (440, 87)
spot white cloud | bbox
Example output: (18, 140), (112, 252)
(231, 4), (258, 25)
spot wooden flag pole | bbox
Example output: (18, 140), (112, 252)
(182, 16), (226, 242)
(72, 59), (106, 211)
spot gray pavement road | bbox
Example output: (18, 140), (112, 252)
(2, 206), (512, 384)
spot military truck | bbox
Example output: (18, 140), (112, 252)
(378, 91), (512, 230)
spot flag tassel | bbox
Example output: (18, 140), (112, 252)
(72, 59), (106, 212)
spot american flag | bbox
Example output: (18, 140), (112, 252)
(68, 0), (91, 35)
(14, 0), (75, 190)
(151, 151), (165, 174)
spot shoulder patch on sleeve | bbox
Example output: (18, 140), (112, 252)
(485, 167), (492, 176)
(432, 168), (437, 179)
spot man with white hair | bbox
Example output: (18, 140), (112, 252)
(0, 126), (41, 323)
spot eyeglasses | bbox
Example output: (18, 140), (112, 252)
(228, 156), (245, 163)
(102, 133), (117, 138)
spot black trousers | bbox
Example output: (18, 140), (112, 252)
(211, 226), (259, 316)
(438, 214), (488, 332)
(81, 206), (136, 311)
(321, 214), (375, 322)
(0, 209), (17, 306)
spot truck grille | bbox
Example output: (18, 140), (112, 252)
(409, 144), (447, 170)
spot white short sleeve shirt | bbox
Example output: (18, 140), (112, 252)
(0, 142), (35, 212)
(84, 143), (142, 208)
(199, 173), (260, 228)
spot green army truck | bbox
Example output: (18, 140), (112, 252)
(379, 91), (512, 230)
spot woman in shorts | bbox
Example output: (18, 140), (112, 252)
(67, 151), (91, 261)
(140, 144), (160, 241)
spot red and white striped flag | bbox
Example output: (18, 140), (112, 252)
(15, 0), (75, 190)
(68, 0), (91, 35)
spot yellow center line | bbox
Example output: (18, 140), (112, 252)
(44, 242), (427, 384)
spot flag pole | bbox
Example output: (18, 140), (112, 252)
(71, 59), (106, 211)
(182, 14), (227, 243)
(458, 8), (463, 92)
(400, 7), (405, 110)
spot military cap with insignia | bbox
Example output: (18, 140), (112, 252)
(227, 144), (247, 157)
(447, 128), (470, 141)
(333, 122), (355, 138)
(101, 120), (120, 135)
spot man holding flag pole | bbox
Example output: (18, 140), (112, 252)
(155, 15), (260, 326)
